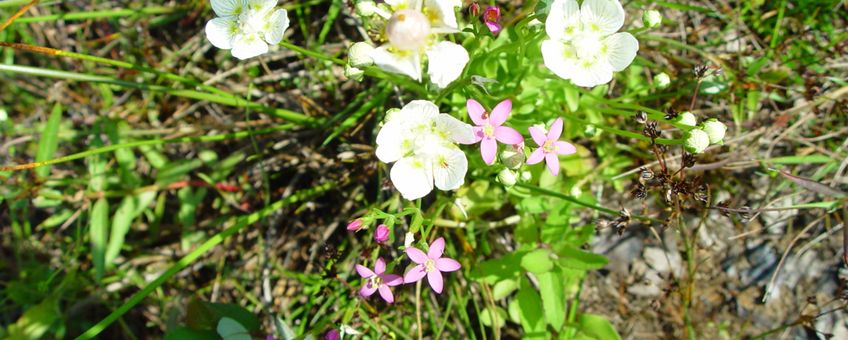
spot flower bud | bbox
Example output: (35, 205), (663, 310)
(643, 10), (662, 28)
(344, 64), (365, 81)
(403, 231), (415, 247)
(374, 224), (390, 243)
(701, 118), (727, 144)
(348, 42), (374, 68)
(500, 143), (525, 169)
(469, 3), (480, 17)
(324, 329), (340, 340)
(497, 168), (517, 187)
(356, 1), (378, 16)
(675, 111), (697, 127)
(346, 219), (365, 231)
(583, 124), (597, 137)
(684, 128), (710, 154)
(653, 72), (670, 89)
(483, 6), (502, 34)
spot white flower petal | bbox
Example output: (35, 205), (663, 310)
(568, 58), (614, 87)
(391, 156), (434, 200)
(376, 120), (407, 163)
(370, 45), (423, 81)
(248, 0), (277, 15)
(263, 9), (289, 45)
(545, 0), (580, 41)
(541, 39), (578, 80)
(432, 147), (467, 191)
(385, 0), (412, 9)
(211, 0), (248, 17)
(579, 0), (625, 36)
(205, 17), (238, 49)
(435, 114), (475, 144)
(425, 41), (469, 88)
(603, 32), (638, 71)
(424, 0), (462, 32)
(399, 100), (440, 122)
(231, 33), (269, 59)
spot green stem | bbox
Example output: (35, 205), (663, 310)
(12, 6), (179, 23)
(515, 183), (661, 223)
(278, 40), (345, 65)
(0, 64), (321, 126)
(561, 113), (683, 145)
(0, 125), (295, 171)
(74, 182), (336, 340)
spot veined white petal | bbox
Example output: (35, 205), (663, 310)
(211, 0), (248, 17)
(205, 17), (238, 49)
(432, 147), (467, 191)
(375, 120), (408, 163)
(425, 0), (462, 32)
(579, 0), (625, 36)
(263, 9), (289, 45)
(603, 32), (638, 71)
(231, 33), (269, 59)
(568, 58), (614, 87)
(248, 0), (277, 16)
(370, 45), (423, 81)
(435, 114), (475, 144)
(541, 39), (578, 80)
(391, 156), (435, 200)
(399, 100), (440, 123)
(425, 41), (469, 88)
(545, 0), (580, 41)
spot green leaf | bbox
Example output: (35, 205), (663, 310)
(7, 297), (59, 339)
(35, 103), (62, 178)
(186, 299), (261, 332)
(516, 286), (547, 338)
(217, 317), (251, 340)
(492, 279), (519, 300)
(537, 270), (565, 331)
(564, 85), (579, 112)
(554, 244), (608, 270)
(164, 327), (219, 340)
(521, 249), (554, 274)
(480, 306), (508, 329)
(90, 198), (109, 281)
(575, 313), (621, 340)
(470, 252), (525, 284)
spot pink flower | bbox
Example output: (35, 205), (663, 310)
(464, 99), (524, 165)
(374, 224), (390, 243)
(403, 237), (461, 294)
(324, 329), (340, 340)
(483, 6), (502, 35)
(346, 219), (364, 231)
(527, 117), (577, 176)
(355, 257), (403, 303)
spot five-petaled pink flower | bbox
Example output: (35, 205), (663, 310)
(483, 6), (502, 35)
(355, 257), (403, 303)
(403, 237), (461, 294)
(527, 117), (577, 176)
(464, 99), (524, 165)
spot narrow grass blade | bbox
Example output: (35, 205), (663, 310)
(34, 102), (62, 178)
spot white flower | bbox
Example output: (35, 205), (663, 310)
(541, 0), (639, 87)
(643, 9), (662, 28)
(654, 72), (671, 88)
(354, 0), (469, 88)
(375, 100), (474, 200)
(205, 0), (290, 60)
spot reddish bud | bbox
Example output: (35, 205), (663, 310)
(346, 219), (365, 231)
(374, 224), (390, 243)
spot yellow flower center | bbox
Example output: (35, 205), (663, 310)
(543, 140), (557, 153)
(424, 259), (435, 272)
(483, 123), (495, 138)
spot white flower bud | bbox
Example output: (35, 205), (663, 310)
(403, 231), (415, 248)
(385, 9), (431, 51)
(643, 10), (662, 28)
(701, 118), (727, 144)
(675, 111), (697, 127)
(0, 108), (7, 121)
(497, 169), (517, 187)
(654, 72), (670, 89)
(519, 170), (532, 181)
(344, 64), (365, 81)
(684, 128), (710, 154)
(500, 143), (525, 170)
(356, 1), (378, 16)
(348, 42), (374, 67)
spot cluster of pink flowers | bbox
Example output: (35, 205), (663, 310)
(355, 237), (461, 303)
(462, 98), (577, 176)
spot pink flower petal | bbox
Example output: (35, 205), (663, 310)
(378, 285), (394, 304)
(555, 141), (577, 155)
(528, 126), (547, 146)
(383, 274), (404, 286)
(435, 258), (461, 272)
(493, 126), (523, 145)
(403, 265), (427, 283)
(472, 126), (484, 143)
(545, 153), (560, 176)
(481, 137), (497, 165)
(466, 99), (487, 125)
(489, 99), (512, 126)
(547, 118), (563, 140)
(526, 148), (546, 165)
(428, 237), (445, 259)
(374, 258), (386, 275)
(360, 283), (377, 297)
(485, 22), (501, 34)
(355, 264), (375, 278)
(406, 247), (428, 264)
(427, 270), (444, 294)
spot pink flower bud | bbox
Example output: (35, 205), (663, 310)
(324, 329), (340, 340)
(483, 6), (502, 35)
(346, 219), (364, 231)
(469, 3), (480, 17)
(374, 224), (390, 243)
